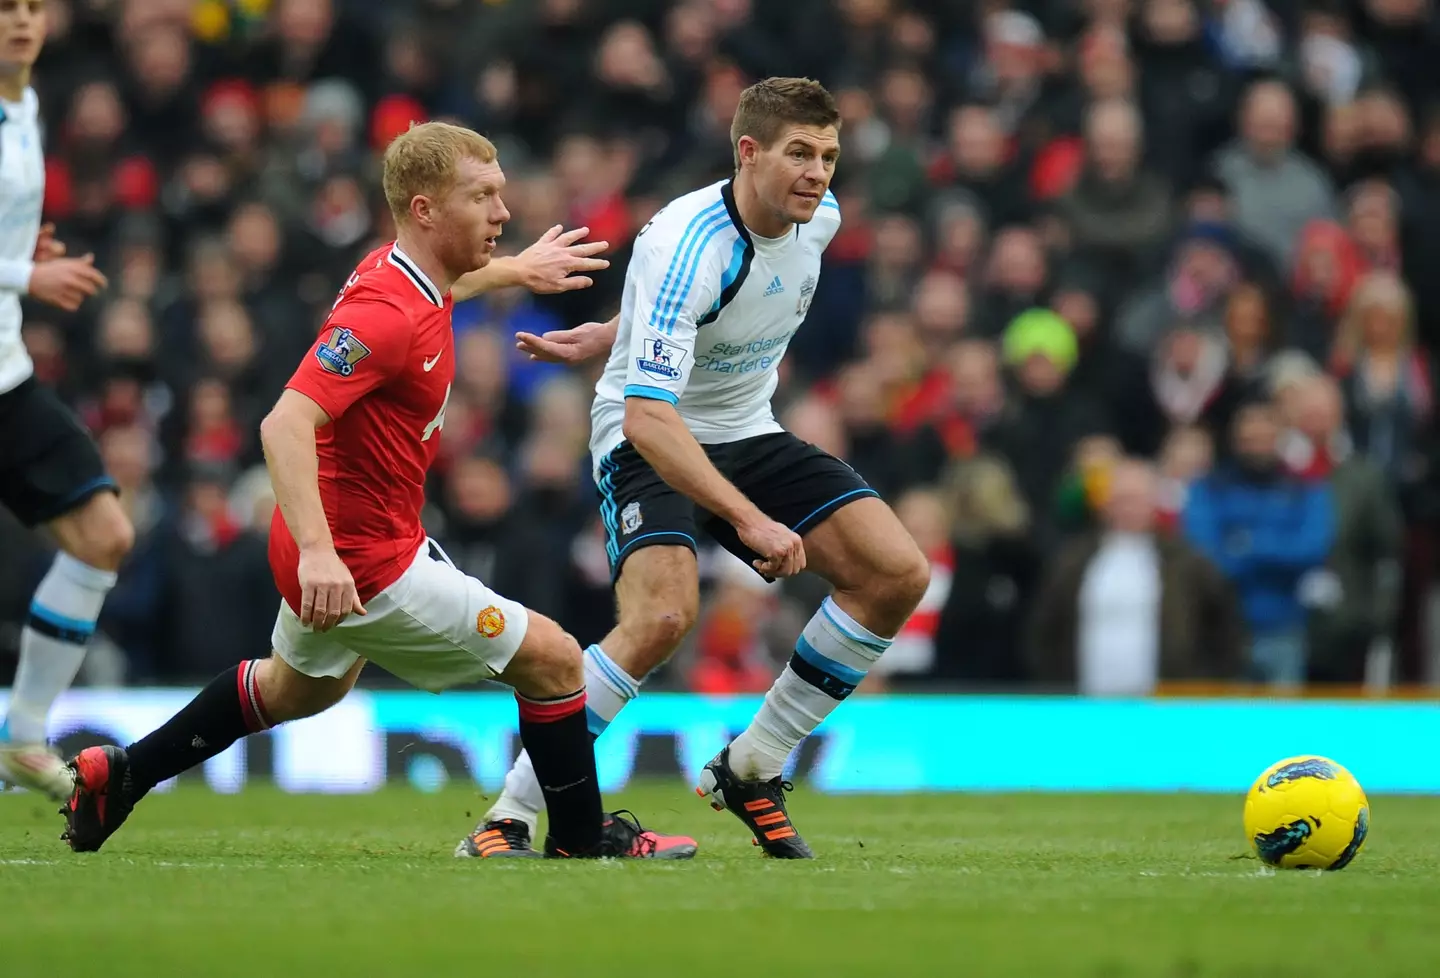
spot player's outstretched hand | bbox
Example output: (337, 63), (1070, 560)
(28, 254), (107, 312)
(32, 223), (66, 262)
(738, 517), (807, 578)
(297, 547), (366, 633)
(515, 320), (615, 364)
(515, 224), (610, 294)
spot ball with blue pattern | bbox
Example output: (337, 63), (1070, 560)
(1243, 755), (1369, 870)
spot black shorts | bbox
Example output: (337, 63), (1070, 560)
(596, 431), (879, 581)
(0, 377), (116, 527)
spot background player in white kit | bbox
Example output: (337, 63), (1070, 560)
(459, 78), (932, 860)
(0, 0), (132, 801)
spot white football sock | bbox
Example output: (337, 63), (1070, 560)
(3, 553), (116, 744)
(728, 596), (891, 781)
(485, 644), (640, 832)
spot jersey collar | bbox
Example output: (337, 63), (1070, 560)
(721, 178), (798, 243)
(720, 180), (752, 245)
(388, 244), (444, 307)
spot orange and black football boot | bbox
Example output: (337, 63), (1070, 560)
(696, 747), (814, 858)
(60, 745), (136, 853)
(454, 818), (542, 859)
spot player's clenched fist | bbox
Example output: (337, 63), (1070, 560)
(28, 253), (107, 312)
(738, 517), (806, 578)
(297, 547), (366, 632)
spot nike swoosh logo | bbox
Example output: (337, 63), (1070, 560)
(423, 352), (442, 372)
(542, 778), (589, 793)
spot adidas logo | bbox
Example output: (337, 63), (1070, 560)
(763, 275), (784, 297)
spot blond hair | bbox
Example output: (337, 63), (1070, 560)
(382, 122), (497, 222)
(1333, 269), (1413, 367)
(941, 455), (1030, 544)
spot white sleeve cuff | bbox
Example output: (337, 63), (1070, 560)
(0, 259), (34, 292)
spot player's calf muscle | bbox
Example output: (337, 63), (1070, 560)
(252, 655), (356, 723)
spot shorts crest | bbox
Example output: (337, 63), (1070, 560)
(316, 327), (372, 377)
(476, 605), (506, 639)
(621, 501), (643, 535)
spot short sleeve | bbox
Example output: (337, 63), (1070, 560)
(286, 298), (411, 422)
(622, 223), (729, 405)
(811, 190), (842, 249)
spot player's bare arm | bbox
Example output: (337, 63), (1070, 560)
(451, 224), (609, 301)
(259, 389), (366, 632)
(516, 313), (618, 364)
(622, 397), (805, 577)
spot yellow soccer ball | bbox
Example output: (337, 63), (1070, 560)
(1243, 755), (1369, 870)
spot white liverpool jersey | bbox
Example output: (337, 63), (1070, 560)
(0, 87), (44, 395)
(590, 178), (841, 470)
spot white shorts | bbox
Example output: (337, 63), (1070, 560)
(271, 540), (529, 692)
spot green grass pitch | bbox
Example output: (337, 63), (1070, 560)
(2, 783), (1439, 977)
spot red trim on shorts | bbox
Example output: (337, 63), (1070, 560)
(515, 690), (587, 724)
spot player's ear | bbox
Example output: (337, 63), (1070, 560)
(737, 135), (759, 168)
(409, 194), (433, 228)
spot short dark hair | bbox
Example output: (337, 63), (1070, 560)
(730, 77), (840, 168)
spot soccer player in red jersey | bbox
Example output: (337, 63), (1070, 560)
(59, 122), (696, 861)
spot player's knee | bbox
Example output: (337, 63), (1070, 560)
(57, 496), (134, 572)
(628, 603), (697, 670)
(852, 542), (930, 624)
(890, 545), (932, 615)
(101, 512), (136, 568)
(505, 614), (584, 699)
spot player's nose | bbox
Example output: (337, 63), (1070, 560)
(493, 196), (511, 226)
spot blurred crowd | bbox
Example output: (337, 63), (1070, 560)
(1, 0), (1438, 692)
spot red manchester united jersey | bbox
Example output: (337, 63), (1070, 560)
(270, 243), (455, 613)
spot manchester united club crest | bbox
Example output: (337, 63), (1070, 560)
(476, 605), (507, 639)
(315, 326), (372, 377)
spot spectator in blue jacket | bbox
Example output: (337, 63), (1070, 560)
(1183, 400), (1335, 685)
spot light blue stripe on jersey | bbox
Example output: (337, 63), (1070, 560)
(652, 211), (732, 335)
(704, 236), (749, 319)
(649, 199), (726, 333)
(820, 190), (839, 211)
(623, 383), (678, 404)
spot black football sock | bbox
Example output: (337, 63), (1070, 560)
(124, 659), (273, 799)
(515, 690), (603, 854)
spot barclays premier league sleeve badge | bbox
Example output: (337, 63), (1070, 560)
(636, 335), (688, 381)
(316, 327), (373, 377)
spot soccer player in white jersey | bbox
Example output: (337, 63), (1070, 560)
(459, 77), (931, 859)
(0, 0), (130, 802)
